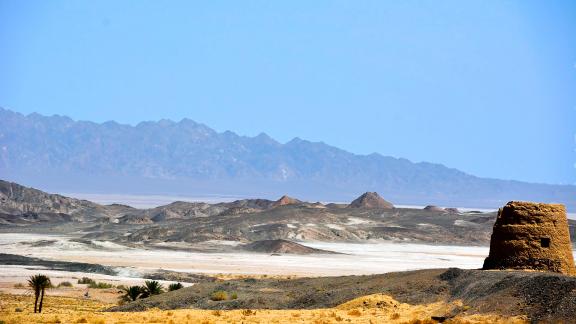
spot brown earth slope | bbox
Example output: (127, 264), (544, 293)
(110, 268), (576, 323)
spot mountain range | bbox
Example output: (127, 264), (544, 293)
(1, 107), (574, 210)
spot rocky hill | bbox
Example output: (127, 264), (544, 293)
(1, 180), (575, 247)
(2, 108), (575, 210)
(348, 192), (394, 209)
(272, 195), (301, 207)
(0, 179), (131, 222)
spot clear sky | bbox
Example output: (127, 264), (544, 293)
(1, 0), (575, 185)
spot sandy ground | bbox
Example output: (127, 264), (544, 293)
(0, 233), (564, 323)
(0, 293), (528, 324)
(0, 233), (491, 278)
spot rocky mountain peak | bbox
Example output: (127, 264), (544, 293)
(273, 195), (301, 207)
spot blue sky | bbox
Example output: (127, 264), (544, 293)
(1, 0), (575, 185)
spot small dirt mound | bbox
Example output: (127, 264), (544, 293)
(241, 239), (334, 254)
(336, 294), (401, 310)
(348, 192), (393, 209)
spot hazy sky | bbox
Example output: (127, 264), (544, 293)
(1, 1), (575, 185)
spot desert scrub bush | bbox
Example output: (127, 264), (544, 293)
(211, 310), (222, 317)
(210, 290), (228, 301)
(77, 277), (95, 285)
(241, 309), (256, 316)
(88, 281), (114, 289)
(57, 281), (73, 288)
(168, 282), (183, 291)
(330, 311), (343, 321)
(13, 283), (24, 288)
(75, 318), (88, 323)
(406, 320), (437, 324)
(230, 292), (238, 300)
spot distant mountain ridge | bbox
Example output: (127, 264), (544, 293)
(1, 107), (575, 210)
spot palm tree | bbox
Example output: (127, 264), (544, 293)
(121, 285), (142, 302)
(168, 282), (183, 291)
(140, 280), (163, 298)
(28, 274), (51, 313)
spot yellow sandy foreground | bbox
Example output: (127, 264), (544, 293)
(0, 293), (527, 324)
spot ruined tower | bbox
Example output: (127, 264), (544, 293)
(483, 201), (575, 275)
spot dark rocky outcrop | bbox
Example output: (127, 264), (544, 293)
(424, 205), (445, 212)
(0, 179), (132, 223)
(0, 253), (117, 276)
(0, 180), (98, 217)
(118, 215), (153, 225)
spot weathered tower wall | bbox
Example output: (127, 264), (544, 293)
(483, 201), (576, 275)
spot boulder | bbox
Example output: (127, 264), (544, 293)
(424, 205), (445, 212)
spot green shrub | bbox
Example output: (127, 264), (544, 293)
(88, 281), (114, 289)
(58, 281), (73, 288)
(211, 310), (222, 317)
(140, 280), (164, 298)
(242, 309), (255, 316)
(77, 277), (95, 285)
(210, 290), (228, 301)
(121, 286), (142, 302)
(168, 282), (184, 291)
(230, 292), (238, 300)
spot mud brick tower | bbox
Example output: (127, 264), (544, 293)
(483, 201), (576, 275)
